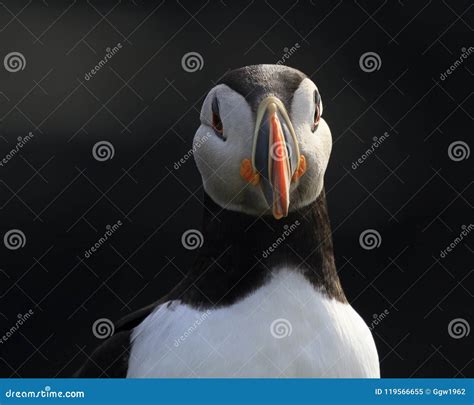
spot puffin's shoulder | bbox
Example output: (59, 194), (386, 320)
(74, 280), (189, 377)
(74, 303), (163, 377)
(74, 330), (131, 378)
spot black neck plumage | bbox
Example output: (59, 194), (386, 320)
(179, 189), (346, 308)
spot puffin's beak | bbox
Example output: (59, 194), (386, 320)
(252, 97), (301, 219)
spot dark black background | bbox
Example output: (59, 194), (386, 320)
(0, 0), (472, 378)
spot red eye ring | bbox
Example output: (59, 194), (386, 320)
(212, 112), (223, 134)
(312, 105), (320, 132)
(211, 97), (224, 139)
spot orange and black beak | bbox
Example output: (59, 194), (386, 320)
(252, 97), (301, 219)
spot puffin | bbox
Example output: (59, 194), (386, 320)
(76, 64), (380, 378)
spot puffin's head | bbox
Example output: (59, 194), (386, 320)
(193, 64), (331, 219)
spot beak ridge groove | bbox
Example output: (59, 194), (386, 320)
(251, 97), (300, 219)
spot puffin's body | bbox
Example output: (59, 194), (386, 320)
(76, 65), (380, 378)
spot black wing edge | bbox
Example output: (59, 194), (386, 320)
(74, 278), (189, 377)
(74, 302), (160, 378)
(114, 301), (159, 332)
(74, 330), (132, 378)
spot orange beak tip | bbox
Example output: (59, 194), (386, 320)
(272, 209), (285, 220)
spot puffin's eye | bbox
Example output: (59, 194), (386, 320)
(211, 98), (224, 139)
(212, 112), (223, 133)
(312, 90), (321, 133)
